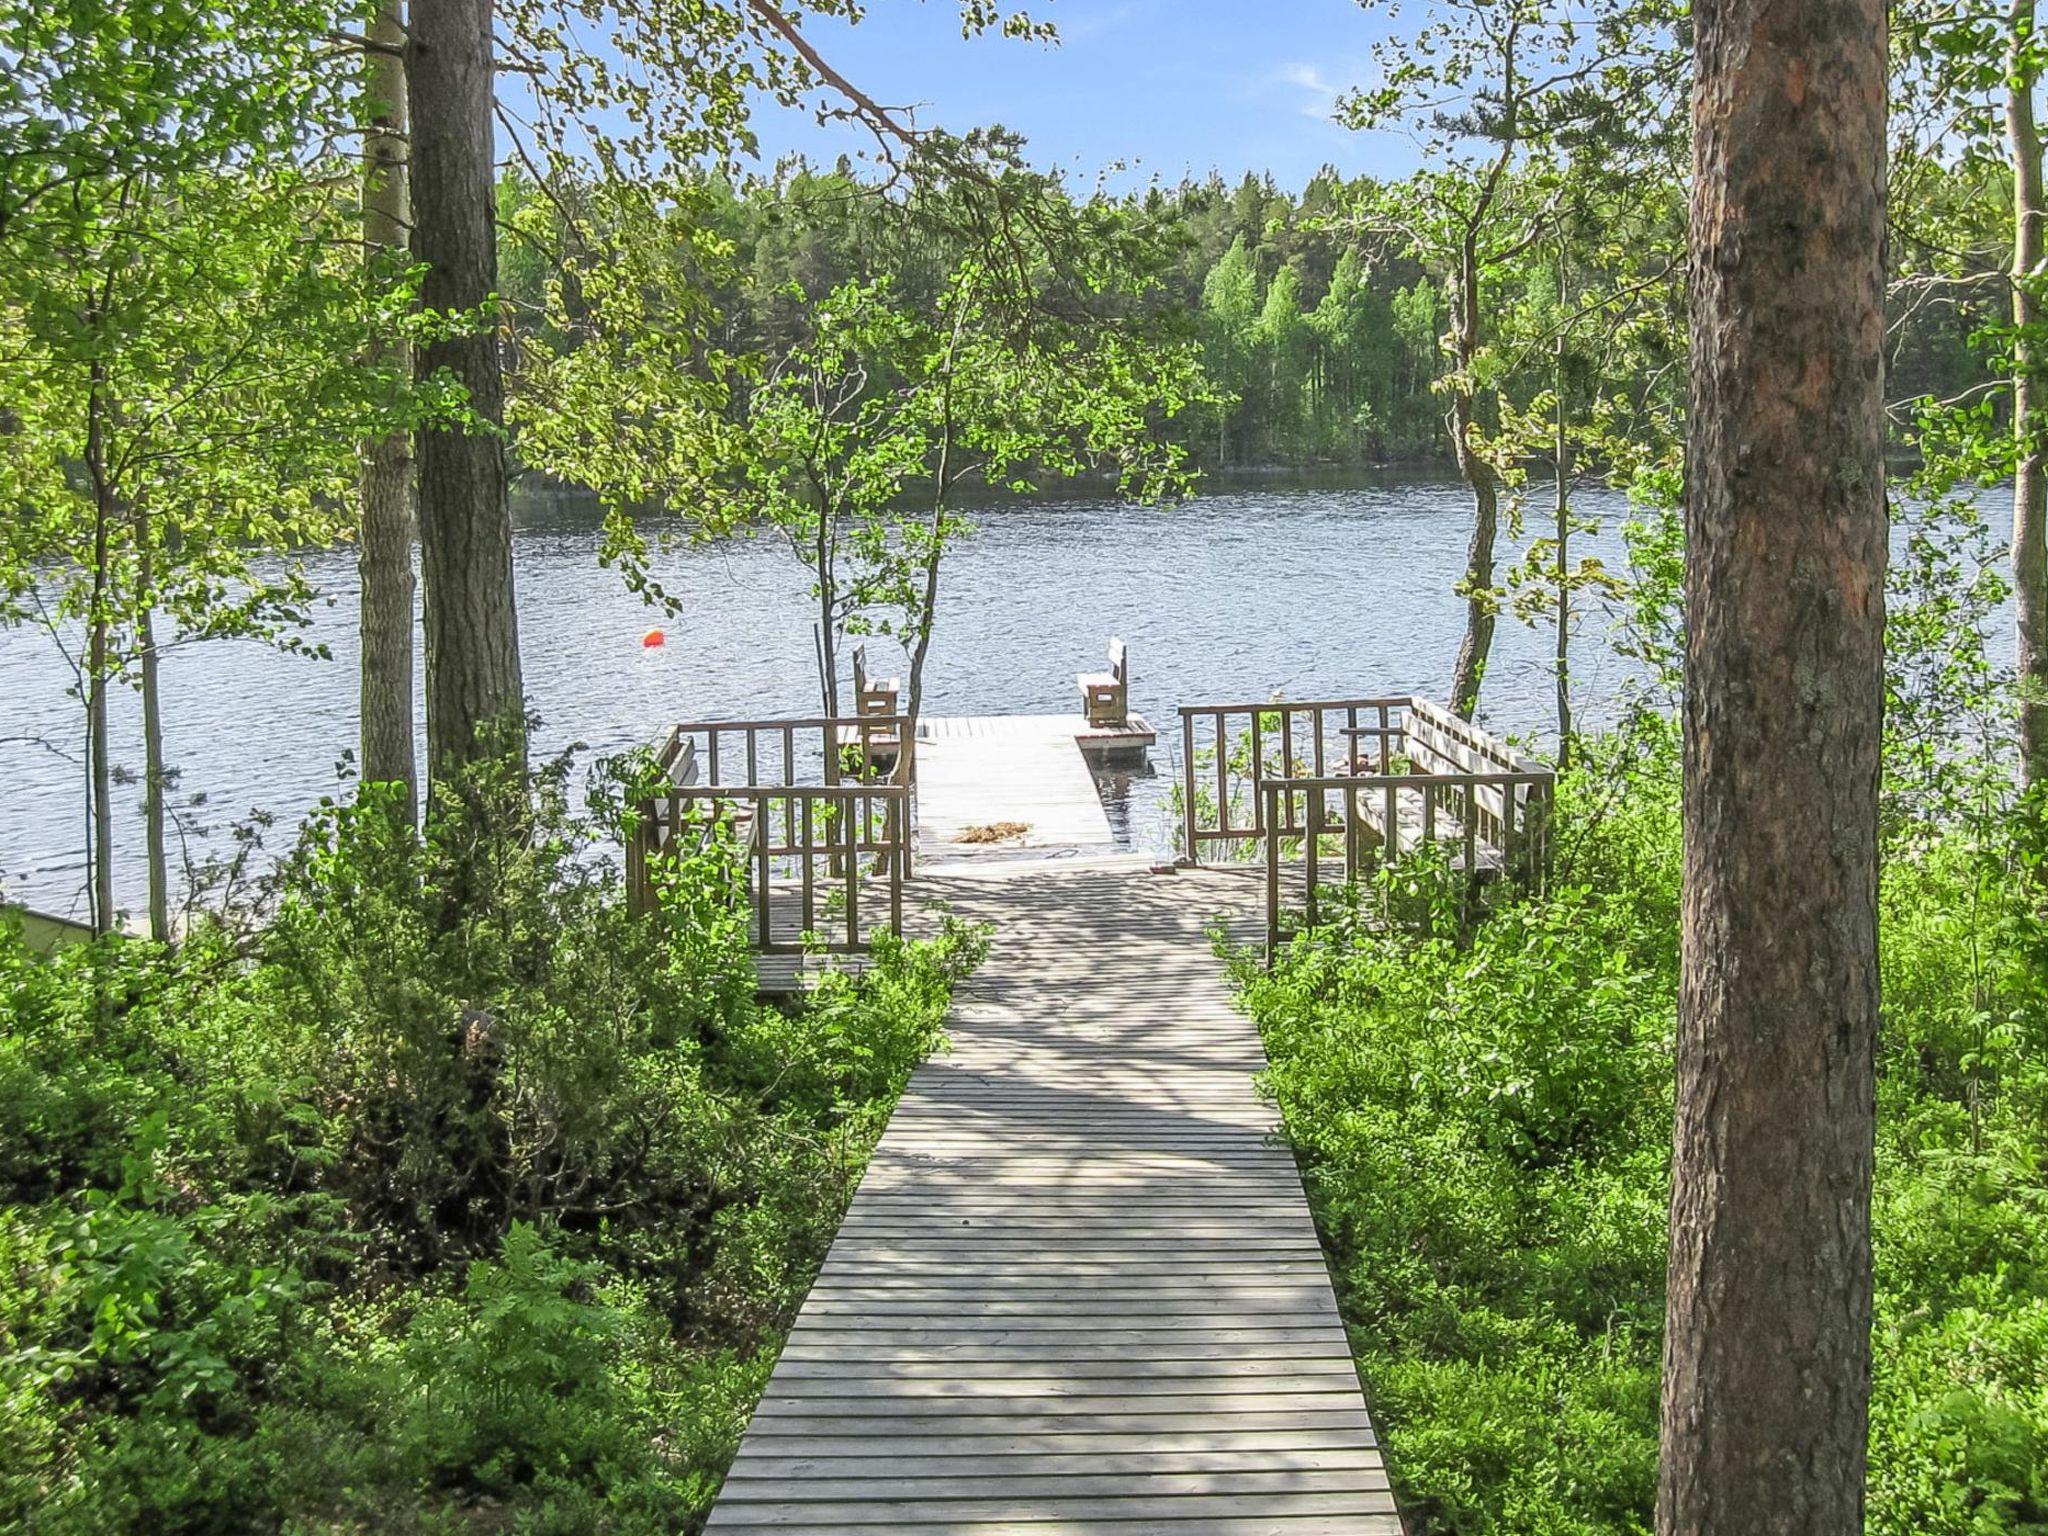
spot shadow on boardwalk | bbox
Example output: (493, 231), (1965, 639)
(706, 863), (1402, 1536)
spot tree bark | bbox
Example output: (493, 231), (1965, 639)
(901, 482), (951, 780)
(1659, 0), (1888, 1529)
(900, 312), (966, 775)
(409, 0), (523, 785)
(901, 514), (942, 776)
(2009, 0), (2048, 790)
(87, 585), (114, 938)
(84, 369), (116, 938)
(360, 0), (419, 819)
(816, 508), (840, 719)
(135, 504), (169, 942)
(1447, 245), (1499, 720)
(1554, 335), (1573, 771)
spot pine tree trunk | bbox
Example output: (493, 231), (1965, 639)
(2009, 0), (2048, 790)
(1659, 0), (1887, 1529)
(1447, 247), (1498, 720)
(409, 0), (523, 785)
(360, 0), (419, 819)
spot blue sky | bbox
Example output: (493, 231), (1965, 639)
(744, 0), (1424, 191)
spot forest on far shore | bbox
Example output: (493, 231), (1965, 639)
(496, 158), (1998, 473)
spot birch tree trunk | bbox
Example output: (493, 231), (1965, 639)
(85, 368), (116, 938)
(135, 505), (169, 942)
(359, 0), (418, 818)
(2009, 0), (2048, 789)
(816, 511), (840, 719)
(900, 313), (964, 779)
(87, 571), (114, 938)
(409, 0), (524, 786)
(1447, 244), (1500, 721)
(1659, 0), (1888, 1528)
(1554, 335), (1572, 770)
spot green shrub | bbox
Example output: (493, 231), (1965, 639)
(1239, 751), (2048, 1536)
(0, 766), (982, 1533)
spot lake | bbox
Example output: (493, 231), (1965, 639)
(2, 472), (1663, 919)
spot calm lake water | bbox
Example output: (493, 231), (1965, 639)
(1, 472), (1662, 919)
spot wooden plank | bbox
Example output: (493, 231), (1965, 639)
(711, 1520), (1401, 1536)
(777, 1337), (1352, 1361)
(718, 1469), (1392, 1500)
(727, 1447), (1380, 1478)
(782, 1326), (1352, 1344)
(749, 1390), (1371, 1420)
(706, 1490), (1400, 1524)
(732, 1431), (1379, 1460)
(766, 1373), (1365, 1398)
(743, 1407), (1377, 1437)
(702, 866), (1388, 1533)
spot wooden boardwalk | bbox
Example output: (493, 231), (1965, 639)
(707, 864), (1398, 1535)
(917, 716), (1123, 864)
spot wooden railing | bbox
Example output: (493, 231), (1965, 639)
(626, 715), (914, 954)
(1256, 769), (1554, 963)
(1176, 696), (1418, 861)
(1175, 695), (1554, 960)
(652, 714), (913, 796)
(635, 784), (909, 955)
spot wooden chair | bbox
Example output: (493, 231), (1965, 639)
(845, 645), (904, 778)
(635, 737), (747, 913)
(852, 645), (900, 717)
(1077, 637), (1130, 727)
(651, 739), (745, 850)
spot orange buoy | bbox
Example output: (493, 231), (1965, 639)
(641, 628), (665, 648)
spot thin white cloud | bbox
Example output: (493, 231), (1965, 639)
(1275, 62), (1343, 121)
(1060, 1), (1141, 44)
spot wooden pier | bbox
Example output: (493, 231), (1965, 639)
(916, 714), (1129, 864)
(639, 690), (1553, 1529)
(705, 863), (1397, 1534)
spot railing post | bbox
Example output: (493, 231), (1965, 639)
(752, 798), (771, 951)
(1344, 784), (1362, 884)
(890, 790), (905, 939)
(799, 795), (816, 940)
(846, 797), (861, 950)
(626, 800), (646, 917)
(1263, 782), (1280, 969)
(1304, 782), (1321, 931)
(1214, 710), (1230, 847)
(1502, 778), (1519, 881)
(1245, 712), (1261, 843)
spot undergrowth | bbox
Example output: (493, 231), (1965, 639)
(0, 765), (985, 1534)
(1237, 726), (2048, 1536)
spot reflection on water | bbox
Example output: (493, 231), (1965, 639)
(4, 474), (1656, 916)
(1089, 758), (1159, 852)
